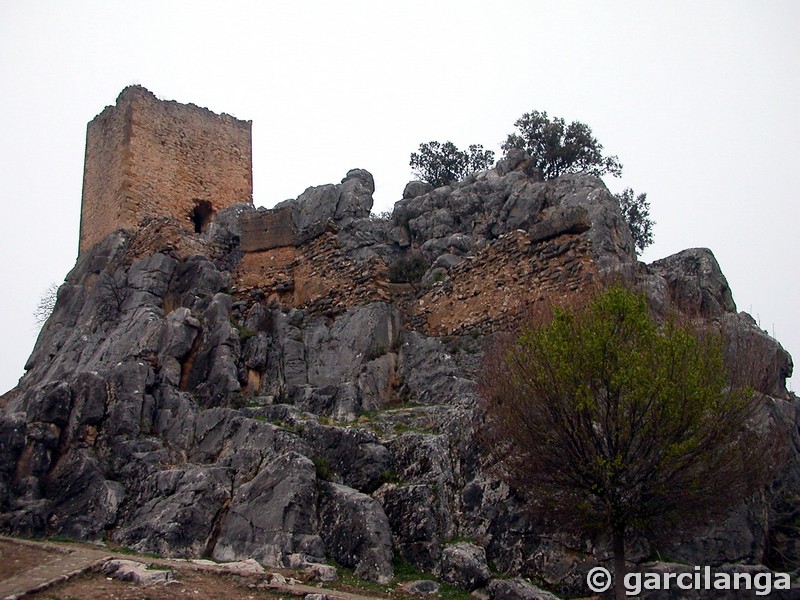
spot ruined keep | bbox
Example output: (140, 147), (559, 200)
(78, 85), (253, 254)
(3, 86), (799, 599)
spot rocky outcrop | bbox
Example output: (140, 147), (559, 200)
(318, 481), (394, 583)
(211, 451), (324, 566)
(439, 542), (492, 590)
(1, 154), (797, 598)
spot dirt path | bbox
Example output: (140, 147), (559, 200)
(0, 537), (111, 599)
(0, 536), (383, 600)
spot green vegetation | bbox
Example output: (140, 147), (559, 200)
(480, 286), (772, 600)
(501, 109), (622, 179)
(410, 110), (655, 252)
(410, 141), (495, 187)
(617, 187), (654, 252)
(312, 455), (334, 481)
(231, 320), (257, 342)
(391, 557), (473, 600)
(387, 252), (431, 286)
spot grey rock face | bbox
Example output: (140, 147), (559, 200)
(376, 483), (448, 571)
(114, 465), (233, 557)
(277, 169), (376, 242)
(319, 482), (394, 583)
(439, 542), (492, 590)
(403, 180), (433, 200)
(303, 423), (391, 492)
(393, 165), (635, 277)
(212, 451), (324, 567)
(649, 247), (737, 318)
(527, 205), (591, 244)
(305, 302), (400, 388)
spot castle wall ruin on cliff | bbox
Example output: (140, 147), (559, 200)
(79, 86), (253, 253)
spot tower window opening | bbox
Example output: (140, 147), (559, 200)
(191, 200), (215, 234)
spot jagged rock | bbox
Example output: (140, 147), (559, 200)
(44, 448), (125, 540)
(720, 311), (793, 398)
(113, 465), (233, 557)
(403, 180), (433, 200)
(336, 169), (375, 221)
(1, 157), (797, 597)
(213, 558), (266, 576)
(398, 332), (475, 405)
(649, 247), (737, 318)
(487, 578), (560, 600)
(212, 451), (324, 566)
(527, 205), (591, 244)
(432, 253), (463, 270)
(303, 423), (391, 492)
(440, 542), (492, 590)
(277, 169), (375, 242)
(376, 483), (448, 571)
(358, 352), (398, 410)
(305, 302), (401, 388)
(318, 481), (394, 583)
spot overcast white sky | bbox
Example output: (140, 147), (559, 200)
(0, 1), (797, 393)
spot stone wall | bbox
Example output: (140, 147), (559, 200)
(408, 229), (598, 336)
(234, 231), (391, 315)
(79, 86), (252, 253)
(240, 207), (299, 252)
(79, 93), (131, 253)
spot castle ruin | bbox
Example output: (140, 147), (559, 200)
(79, 85), (253, 253)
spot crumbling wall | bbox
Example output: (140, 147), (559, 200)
(79, 86), (252, 253)
(409, 230), (598, 336)
(240, 207), (299, 252)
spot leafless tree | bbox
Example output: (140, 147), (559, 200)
(33, 282), (60, 327)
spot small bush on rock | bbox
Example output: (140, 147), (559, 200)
(387, 252), (431, 286)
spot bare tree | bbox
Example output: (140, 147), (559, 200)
(479, 286), (775, 599)
(96, 269), (131, 320)
(33, 282), (60, 327)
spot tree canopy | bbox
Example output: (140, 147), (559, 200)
(617, 188), (654, 252)
(480, 286), (770, 598)
(502, 110), (622, 180)
(409, 141), (495, 188)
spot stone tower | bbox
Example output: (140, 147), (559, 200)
(79, 85), (253, 253)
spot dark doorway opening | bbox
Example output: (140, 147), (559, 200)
(191, 200), (214, 234)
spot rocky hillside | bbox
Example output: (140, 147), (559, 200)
(1, 151), (798, 597)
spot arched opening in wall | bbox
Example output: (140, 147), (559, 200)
(191, 200), (215, 234)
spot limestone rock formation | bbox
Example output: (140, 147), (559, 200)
(0, 153), (798, 597)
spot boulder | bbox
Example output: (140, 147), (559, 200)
(487, 578), (560, 600)
(648, 247), (737, 318)
(440, 542), (492, 590)
(376, 483), (448, 571)
(113, 465), (233, 557)
(318, 481), (394, 583)
(399, 580), (440, 595)
(103, 559), (175, 585)
(212, 451), (324, 567)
